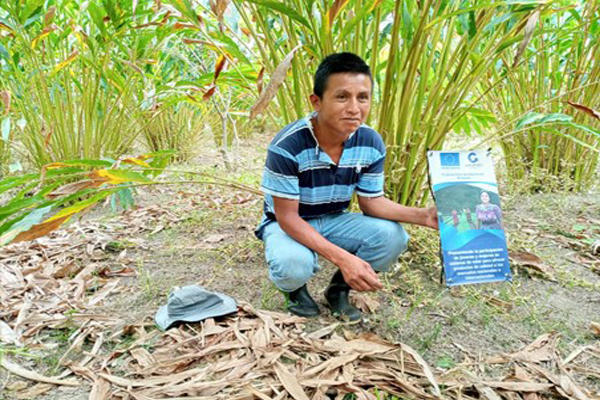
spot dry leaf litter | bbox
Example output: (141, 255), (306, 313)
(1, 205), (599, 400)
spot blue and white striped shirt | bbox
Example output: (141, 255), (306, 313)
(256, 115), (386, 238)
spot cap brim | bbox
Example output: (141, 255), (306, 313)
(155, 304), (174, 331)
(155, 294), (238, 331)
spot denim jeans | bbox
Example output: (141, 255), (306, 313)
(262, 212), (410, 292)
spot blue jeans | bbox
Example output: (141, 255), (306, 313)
(262, 212), (410, 292)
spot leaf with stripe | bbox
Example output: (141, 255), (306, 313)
(89, 169), (150, 185)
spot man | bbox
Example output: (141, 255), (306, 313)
(256, 52), (438, 322)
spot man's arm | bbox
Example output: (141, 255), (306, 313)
(273, 196), (382, 291)
(358, 195), (439, 229)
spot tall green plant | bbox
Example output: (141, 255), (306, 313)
(142, 103), (212, 162)
(234, 0), (539, 206)
(0, 1), (156, 167)
(145, 0), (262, 169)
(0, 0), (237, 169)
(480, 1), (600, 191)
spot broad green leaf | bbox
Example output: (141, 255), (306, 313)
(46, 191), (112, 223)
(114, 187), (135, 210)
(88, 3), (108, 37)
(515, 112), (544, 129)
(0, 197), (45, 222)
(565, 123), (600, 139)
(11, 190), (114, 244)
(20, 0), (45, 23)
(102, 0), (119, 25)
(171, 0), (200, 25)
(0, 174), (40, 195)
(426, 2), (500, 30)
(496, 35), (522, 53)
(545, 128), (600, 153)
(468, 108), (497, 122)
(0, 180), (60, 219)
(0, 186), (98, 236)
(538, 113), (572, 124)
(241, 0), (312, 30)
(0, 167), (86, 197)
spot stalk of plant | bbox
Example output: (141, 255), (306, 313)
(235, 0), (539, 206)
(0, 1), (232, 169)
(480, 2), (600, 192)
(142, 103), (212, 162)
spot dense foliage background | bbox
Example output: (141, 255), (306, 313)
(0, 0), (598, 244)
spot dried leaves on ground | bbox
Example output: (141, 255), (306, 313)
(1, 205), (599, 399)
(5, 304), (598, 400)
(0, 204), (181, 347)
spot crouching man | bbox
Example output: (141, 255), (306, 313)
(255, 52), (438, 322)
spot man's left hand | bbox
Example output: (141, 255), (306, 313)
(423, 206), (439, 230)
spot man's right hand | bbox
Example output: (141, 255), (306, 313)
(337, 254), (383, 291)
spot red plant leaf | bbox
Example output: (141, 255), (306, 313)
(214, 55), (226, 82)
(567, 101), (600, 121)
(203, 85), (217, 101)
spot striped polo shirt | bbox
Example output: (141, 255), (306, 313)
(256, 114), (386, 238)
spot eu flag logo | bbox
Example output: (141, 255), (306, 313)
(440, 153), (460, 166)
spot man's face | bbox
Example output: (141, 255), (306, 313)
(310, 72), (372, 137)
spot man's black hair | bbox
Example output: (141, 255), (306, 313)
(313, 52), (372, 98)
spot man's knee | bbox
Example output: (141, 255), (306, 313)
(363, 219), (409, 271)
(386, 222), (410, 256)
(267, 249), (317, 292)
(369, 219), (409, 253)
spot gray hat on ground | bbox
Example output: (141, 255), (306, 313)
(155, 285), (238, 330)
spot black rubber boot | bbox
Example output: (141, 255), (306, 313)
(283, 285), (320, 317)
(324, 270), (362, 323)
